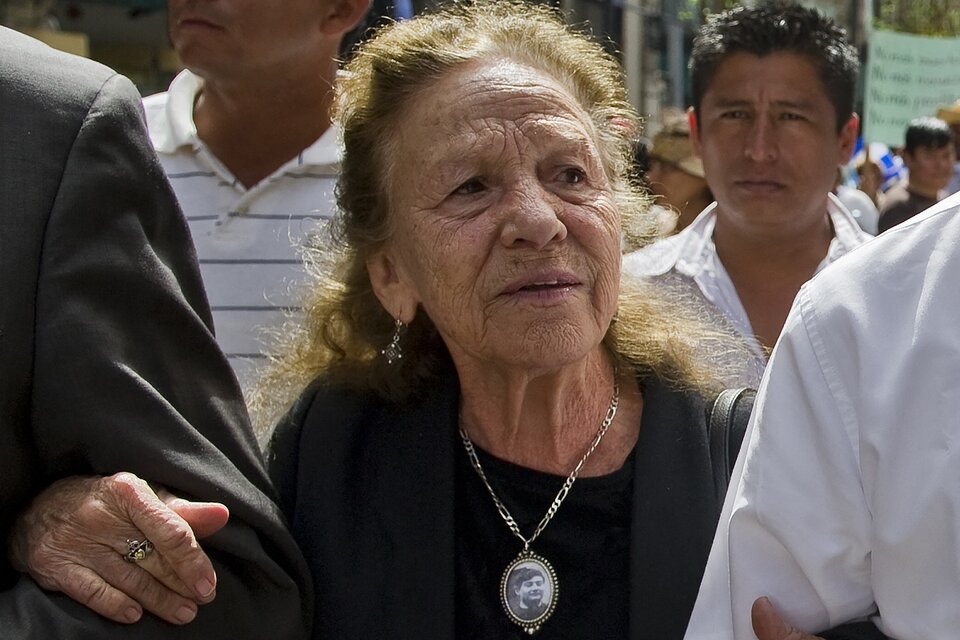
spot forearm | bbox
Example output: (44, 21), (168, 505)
(23, 73), (310, 637)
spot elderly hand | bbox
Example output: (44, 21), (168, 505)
(8, 472), (229, 625)
(752, 597), (826, 640)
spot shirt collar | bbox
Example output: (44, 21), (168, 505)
(673, 202), (719, 278)
(822, 191), (872, 269)
(672, 194), (868, 279)
(149, 69), (202, 154)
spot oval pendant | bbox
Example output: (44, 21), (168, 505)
(500, 549), (558, 634)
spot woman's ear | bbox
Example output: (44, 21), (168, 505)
(366, 248), (419, 323)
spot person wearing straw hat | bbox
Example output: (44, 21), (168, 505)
(645, 112), (713, 233)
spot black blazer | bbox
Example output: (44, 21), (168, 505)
(268, 370), (724, 639)
(0, 27), (310, 638)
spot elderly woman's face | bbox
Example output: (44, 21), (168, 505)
(371, 60), (621, 370)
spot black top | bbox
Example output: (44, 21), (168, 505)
(878, 182), (939, 232)
(456, 443), (634, 639)
(268, 368), (890, 640)
(268, 372), (723, 639)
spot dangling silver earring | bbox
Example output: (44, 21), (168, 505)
(381, 318), (405, 364)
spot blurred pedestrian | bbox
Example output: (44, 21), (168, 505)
(878, 117), (955, 233)
(645, 111), (713, 233)
(854, 155), (884, 208)
(835, 167), (879, 235)
(144, 0), (371, 393)
(935, 99), (960, 195)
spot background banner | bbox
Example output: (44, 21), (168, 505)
(863, 29), (960, 147)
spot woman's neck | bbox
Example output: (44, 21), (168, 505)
(457, 350), (642, 476)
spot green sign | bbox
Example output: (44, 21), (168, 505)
(863, 29), (960, 147)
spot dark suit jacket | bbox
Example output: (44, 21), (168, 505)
(0, 27), (310, 638)
(268, 370), (724, 639)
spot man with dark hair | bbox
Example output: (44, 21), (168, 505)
(878, 117), (956, 232)
(507, 567), (549, 621)
(625, 1), (869, 383)
(689, 2), (859, 134)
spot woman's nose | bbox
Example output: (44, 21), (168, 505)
(499, 184), (568, 249)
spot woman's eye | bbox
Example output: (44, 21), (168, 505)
(559, 167), (587, 184)
(453, 179), (485, 196)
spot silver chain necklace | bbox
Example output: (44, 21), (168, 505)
(458, 371), (620, 635)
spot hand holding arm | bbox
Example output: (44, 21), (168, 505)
(8, 473), (228, 625)
(752, 597), (891, 640)
(752, 597), (824, 640)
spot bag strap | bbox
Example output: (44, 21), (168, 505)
(708, 387), (756, 507)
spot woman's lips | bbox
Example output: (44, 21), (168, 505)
(500, 272), (582, 302)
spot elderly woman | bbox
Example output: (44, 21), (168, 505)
(11, 2), (890, 639)
(248, 2), (745, 637)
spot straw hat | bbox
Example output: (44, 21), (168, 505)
(936, 99), (960, 125)
(649, 115), (705, 179)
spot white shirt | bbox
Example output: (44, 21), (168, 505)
(622, 194), (869, 381)
(685, 191), (960, 639)
(143, 70), (340, 393)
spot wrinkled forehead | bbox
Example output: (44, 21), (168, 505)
(395, 59), (600, 157)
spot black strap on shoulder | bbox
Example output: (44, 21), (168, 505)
(708, 387), (756, 507)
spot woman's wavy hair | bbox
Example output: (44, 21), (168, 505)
(250, 0), (748, 431)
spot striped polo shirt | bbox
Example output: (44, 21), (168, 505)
(143, 70), (339, 396)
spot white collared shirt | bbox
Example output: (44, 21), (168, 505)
(143, 70), (340, 393)
(685, 191), (960, 639)
(622, 194), (870, 382)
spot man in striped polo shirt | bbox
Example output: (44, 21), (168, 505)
(144, 0), (371, 395)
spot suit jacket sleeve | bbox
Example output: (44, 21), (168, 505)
(0, 40), (311, 638)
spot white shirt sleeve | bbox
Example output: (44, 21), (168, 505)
(685, 286), (877, 639)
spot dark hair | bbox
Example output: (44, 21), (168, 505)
(904, 117), (955, 154)
(689, 1), (859, 132)
(510, 567), (545, 593)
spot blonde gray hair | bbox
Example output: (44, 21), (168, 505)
(250, 0), (748, 430)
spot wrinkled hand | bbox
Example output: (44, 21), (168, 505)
(8, 472), (229, 625)
(752, 597), (826, 640)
